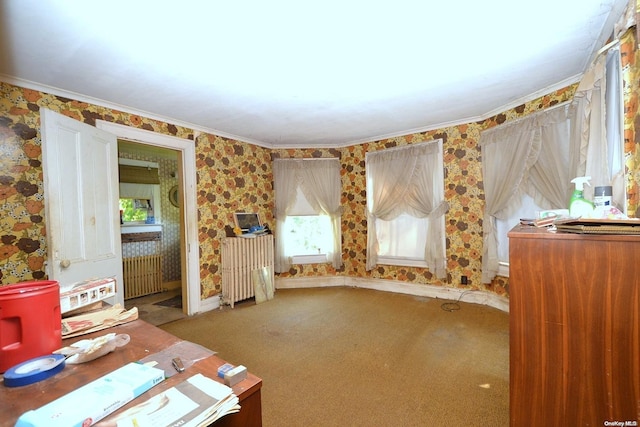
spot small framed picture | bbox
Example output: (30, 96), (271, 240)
(234, 212), (262, 232)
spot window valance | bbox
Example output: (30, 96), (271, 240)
(118, 165), (160, 184)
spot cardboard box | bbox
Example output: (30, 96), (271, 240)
(60, 277), (117, 314)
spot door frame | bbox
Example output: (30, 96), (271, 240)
(96, 120), (201, 315)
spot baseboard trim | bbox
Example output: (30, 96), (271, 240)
(275, 276), (509, 313)
(198, 294), (221, 313)
(196, 277), (509, 315)
(276, 276), (346, 289)
(163, 280), (182, 291)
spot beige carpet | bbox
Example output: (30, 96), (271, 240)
(161, 287), (509, 426)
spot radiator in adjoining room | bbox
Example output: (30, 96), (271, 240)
(123, 254), (163, 300)
(222, 234), (274, 307)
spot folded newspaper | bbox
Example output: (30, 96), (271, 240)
(100, 373), (240, 427)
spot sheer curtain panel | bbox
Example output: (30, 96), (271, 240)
(480, 104), (577, 283)
(365, 140), (448, 278)
(273, 158), (342, 272)
(480, 47), (621, 283)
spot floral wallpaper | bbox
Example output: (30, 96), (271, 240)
(1, 29), (638, 300)
(622, 28), (640, 216)
(0, 84), (274, 298)
(195, 132), (273, 297)
(0, 86), (195, 287)
(0, 109), (45, 282)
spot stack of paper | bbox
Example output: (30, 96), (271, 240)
(104, 374), (240, 427)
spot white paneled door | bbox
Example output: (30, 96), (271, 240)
(41, 108), (124, 306)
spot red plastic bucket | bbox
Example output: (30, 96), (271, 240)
(0, 280), (61, 373)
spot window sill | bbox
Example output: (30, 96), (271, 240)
(377, 257), (428, 268)
(121, 224), (162, 234)
(290, 254), (328, 265)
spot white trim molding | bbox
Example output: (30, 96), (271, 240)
(275, 276), (509, 313)
(199, 294), (221, 313)
(95, 120), (202, 316)
(0, 73), (583, 151)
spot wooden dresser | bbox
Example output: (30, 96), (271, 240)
(508, 225), (639, 426)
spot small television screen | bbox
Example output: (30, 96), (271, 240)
(234, 212), (261, 232)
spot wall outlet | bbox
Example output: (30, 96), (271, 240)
(461, 275), (468, 285)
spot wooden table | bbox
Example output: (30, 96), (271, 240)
(1, 320), (262, 427)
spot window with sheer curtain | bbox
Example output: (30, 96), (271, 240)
(273, 158), (343, 273)
(365, 140), (448, 279)
(481, 46), (624, 283)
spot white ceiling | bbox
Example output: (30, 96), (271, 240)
(0, 0), (628, 148)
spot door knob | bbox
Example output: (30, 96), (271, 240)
(60, 259), (71, 268)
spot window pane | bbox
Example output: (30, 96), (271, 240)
(119, 198), (149, 222)
(283, 215), (333, 256)
(376, 213), (427, 259)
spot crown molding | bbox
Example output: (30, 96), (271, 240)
(2, 72), (581, 151)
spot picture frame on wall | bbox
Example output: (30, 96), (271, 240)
(234, 212), (262, 232)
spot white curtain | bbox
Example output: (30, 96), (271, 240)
(528, 107), (580, 208)
(575, 55), (609, 198)
(606, 47), (625, 210)
(480, 50), (616, 283)
(481, 116), (542, 283)
(576, 49), (624, 209)
(365, 141), (448, 278)
(480, 104), (581, 283)
(273, 158), (342, 272)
